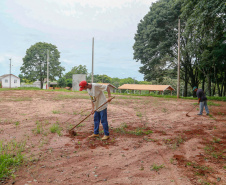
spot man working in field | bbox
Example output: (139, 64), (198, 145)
(79, 81), (112, 140)
(193, 87), (209, 115)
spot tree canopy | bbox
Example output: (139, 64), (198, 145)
(133, 0), (226, 96)
(20, 42), (65, 89)
(64, 65), (88, 79)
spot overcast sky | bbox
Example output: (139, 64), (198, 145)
(0, 0), (157, 81)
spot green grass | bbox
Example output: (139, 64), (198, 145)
(204, 145), (224, 159)
(53, 94), (90, 100)
(212, 137), (221, 143)
(113, 92), (226, 101)
(50, 123), (62, 136)
(0, 140), (26, 181)
(0, 87), (40, 91)
(8, 97), (32, 101)
(1, 88), (225, 101)
(14, 121), (20, 126)
(136, 112), (142, 117)
(113, 124), (153, 136)
(150, 163), (165, 171)
(52, 110), (61, 114)
(33, 121), (44, 135)
(164, 136), (184, 150)
(217, 112), (225, 115)
(207, 101), (221, 106)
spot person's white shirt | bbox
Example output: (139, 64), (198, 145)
(87, 83), (108, 112)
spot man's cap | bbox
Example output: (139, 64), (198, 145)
(192, 86), (197, 91)
(79, 80), (87, 91)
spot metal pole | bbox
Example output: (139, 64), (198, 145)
(9, 58), (11, 88)
(177, 18), (180, 98)
(92, 37), (94, 83)
(47, 50), (49, 89)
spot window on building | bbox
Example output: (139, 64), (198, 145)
(5, 79), (8, 83)
(14, 80), (17, 83)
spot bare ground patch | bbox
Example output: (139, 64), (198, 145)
(0, 90), (225, 185)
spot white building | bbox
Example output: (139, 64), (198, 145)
(0, 74), (20, 88)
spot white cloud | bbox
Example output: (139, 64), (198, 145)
(0, 0), (155, 80)
(49, 0), (152, 9)
(5, 0), (154, 40)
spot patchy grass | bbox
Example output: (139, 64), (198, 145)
(52, 110), (61, 114)
(32, 121), (44, 135)
(136, 112), (142, 117)
(10, 97), (32, 101)
(14, 121), (20, 126)
(0, 87), (40, 91)
(207, 101), (221, 106)
(53, 94), (89, 100)
(164, 136), (185, 149)
(204, 145), (225, 159)
(212, 137), (221, 143)
(113, 124), (152, 136)
(150, 163), (165, 171)
(0, 140), (26, 181)
(217, 112), (225, 115)
(50, 123), (62, 136)
(114, 96), (141, 100)
(162, 108), (168, 113)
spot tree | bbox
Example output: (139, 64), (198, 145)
(20, 42), (65, 89)
(64, 65), (88, 79)
(57, 77), (67, 88)
(133, 0), (181, 82)
(66, 79), (72, 88)
(133, 0), (226, 97)
(18, 74), (24, 83)
(181, 0), (226, 96)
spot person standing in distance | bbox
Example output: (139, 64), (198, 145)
(79, 80), (112, 140)
(193, 86), (210, 115)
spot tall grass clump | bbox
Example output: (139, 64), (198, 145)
(0, 140), (26, 181)
(50, 123), (62, 136)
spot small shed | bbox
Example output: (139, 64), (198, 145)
(118, 84), (175, 95)
(0, 74), (20, 88)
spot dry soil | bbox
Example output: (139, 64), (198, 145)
(0, 90), (225, 185)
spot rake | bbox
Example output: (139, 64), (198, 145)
(186, 104), (198, 117)
(68, 96), (115, 136)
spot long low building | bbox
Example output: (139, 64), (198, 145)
(118, 84), (175, 95)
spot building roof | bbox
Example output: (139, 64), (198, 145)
(118, 84), (175, 91)
(0, 74), (20, 80)
(50, 82), (57, 85)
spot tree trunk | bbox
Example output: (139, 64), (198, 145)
(184, 67), (188, 97)
(41, 80), (43, 89)
(224, 84), (226, 96)
(213, 83), (216, 96)
(217, 82), (221, 96)
(220, 72), (225, 97)
(224, 72), (226, 96)
(207, 74), (211, 96)
(202, 78), (205, 91)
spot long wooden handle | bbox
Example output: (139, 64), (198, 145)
(186, 104), (198, 115)
(69, 96), (115, 131)
(63, 108), (90, 124)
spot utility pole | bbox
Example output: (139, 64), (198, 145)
(47, 50), (49, 89)
(9, 58), (11, 88)
(134, 77), (136, 94)
(92, 37), (94, 83)
(177, 18), (181, 98)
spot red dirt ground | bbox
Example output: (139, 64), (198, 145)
(0, 90), (225, 185)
